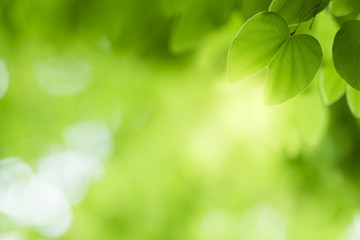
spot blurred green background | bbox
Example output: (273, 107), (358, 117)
(0, 0), (360, 240)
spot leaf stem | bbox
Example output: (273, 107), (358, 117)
(290, 0), (324, 36)
(309, 6), (320, 30)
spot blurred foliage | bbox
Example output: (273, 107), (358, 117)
(0, 0), (360, 240)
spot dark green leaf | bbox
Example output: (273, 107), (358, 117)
(269, 0), (330, 26)
(333, 20), (360, 91)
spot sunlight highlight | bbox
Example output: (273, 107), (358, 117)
(345, 214), (360, 240)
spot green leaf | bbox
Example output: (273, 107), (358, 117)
(228, 12), (323, 105)
(265, 35), (323, 105)
(313, 12), (338, 55)
(330, 0), (360, 16)
(269, 0), (330, 26)
(227, 12), (289, 82)
(333, 20), (360, 91)
(347, 86), (360, 118)
(330, 0), (354, 16)
(312, 12), (346, 105)
(319, 58), (346, 105)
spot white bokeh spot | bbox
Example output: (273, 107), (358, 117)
(35, 56), (92, 97)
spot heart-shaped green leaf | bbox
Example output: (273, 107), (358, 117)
(228, 12), (323, 105)
(333, 20), (360, 91)
(265, 35), (323, 105)
(227, 12), (289, 82)
(269, 0), (329, 26)
(347, 86), (360, 118)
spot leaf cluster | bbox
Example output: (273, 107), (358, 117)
(228, 0), (360, 117)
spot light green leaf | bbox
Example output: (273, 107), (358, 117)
(265, 34), (323, 105)
(330, 0), (354, 16)
(330, 0), (360, 16)
(312, 12), (345, 105)
(347, 86), (360, 118)
(269, 0), (330, 26)
(228, 12), (323, 105)
(319, 58), (346, 105)
(227, 12), (289, 82)
(313, 12), (338, 55)
(333, 20), (360, 91)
